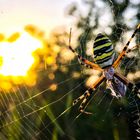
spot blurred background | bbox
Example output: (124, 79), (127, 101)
(0, 0), (140, 140)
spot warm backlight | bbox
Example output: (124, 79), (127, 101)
(0, 32), (42, 76)
(0, 30), (43, 90)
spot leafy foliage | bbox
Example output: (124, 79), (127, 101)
(0, 0), (140, 140)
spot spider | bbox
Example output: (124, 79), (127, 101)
(68, 24), (140, 114)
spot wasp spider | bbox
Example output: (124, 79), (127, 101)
(69, 24), (140, 114)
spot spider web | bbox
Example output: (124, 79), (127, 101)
(0, 1), (140, 140)
(0, 36), (139, 140)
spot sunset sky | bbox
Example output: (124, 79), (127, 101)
(0, 0), (79, 89)
(0, 0), (75, 36)
(0, 0), (138, 36)
(0, 0), (138, 84)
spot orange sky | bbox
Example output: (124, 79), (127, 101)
(0, 0), (78, 89)
(0, 0), (75, 36)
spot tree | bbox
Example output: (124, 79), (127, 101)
(52, 0), (140, 139)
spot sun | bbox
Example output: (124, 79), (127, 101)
(0, 30), (43, 90)
(0, 31), (42, 76)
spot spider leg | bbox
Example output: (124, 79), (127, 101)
(73, 75), (106, 114)
(79, 88), (93, 115)
(113, 23), (140, 68)
(114, 72), (140, 97)
(126, 44), (140, 54)
(68, 28), (103, 71)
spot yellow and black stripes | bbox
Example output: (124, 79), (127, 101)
(94, 45), (113, 55)
(93, 33), (115, 69)
(79, 89), (93, 114)
(68, 28), (102, 71)
(113, 23), (140, 68)
(124, 24), (140, 51)
(95, 53), (114, 65)
(94, 39), (111, 49)
(72, 88), (93, 114)
(73, 75), (105, 114)
(69, 45), (102, 70)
